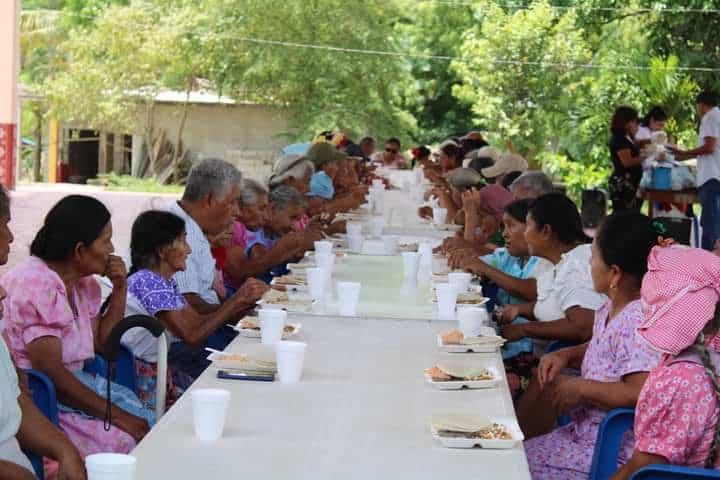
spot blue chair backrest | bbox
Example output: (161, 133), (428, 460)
(631, 464), (720, 479)
(83, 345), (137, 392)
(25, 369), (60, 480)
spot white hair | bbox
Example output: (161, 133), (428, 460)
(510, 171), (554, 197)
(268, 154), (314, 188)
(239, 178), (268, 206)
(269, 185), (308, 210)
(447, 167), (483, 189)
(183, 158), (242, 202)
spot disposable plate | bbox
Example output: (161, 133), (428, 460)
(431, 417), (524, 449)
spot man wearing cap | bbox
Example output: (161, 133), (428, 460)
(306, 143), (365, 215)
(466, 152), (529, 221)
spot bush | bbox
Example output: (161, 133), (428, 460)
(541, 152), (610, 205)
(94, 173), (183, 194)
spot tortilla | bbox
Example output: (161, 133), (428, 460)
(431, 413), (493, 433)
(435, 362), (494, 380)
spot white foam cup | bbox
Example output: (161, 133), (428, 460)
(457, 307), (487, 338)
(436, 283), (458, 321)
(347, 234), (364, 253)
(336, 281), (362, 316)
(85, 453), (136, 480)
(259, 309), (287, 344)
(369, 216), (384, 238)
(448, 272), (472, 292)
(382, 235), (399, 255)
(418, 242), (433, 267)
(191, 389), (231, 441)
(402, 252), (421, 281)
(432, 207), (448, 225)
(275, 341), (308, 384)
(306, 267), (325, 300)
(314, 241), (333, 255)
(346, 222), (363, 237)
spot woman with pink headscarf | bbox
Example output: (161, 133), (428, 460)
(612, 246), (720, 479)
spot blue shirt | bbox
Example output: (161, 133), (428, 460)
(481, 248), (547, 360)
(244, 229), (289, 284)
(309, 171), (335, 199)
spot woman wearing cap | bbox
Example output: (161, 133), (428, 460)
(612, 246), (720, 479)
(523, 212), (662, 478)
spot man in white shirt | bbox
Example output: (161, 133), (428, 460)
(168, 158), (268, 378)
(672, 91), (720, 250)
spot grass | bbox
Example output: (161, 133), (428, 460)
(92, 173), (184, 194)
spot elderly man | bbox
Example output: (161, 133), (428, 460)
(169, 158), (268, 377)
(509, 171), (554, 200)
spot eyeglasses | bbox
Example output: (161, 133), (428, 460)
(385, 148), (398, 154)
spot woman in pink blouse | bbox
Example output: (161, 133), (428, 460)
(0, 195), (152, 461)
(612, 246), (720, 479)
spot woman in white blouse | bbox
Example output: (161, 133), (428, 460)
(497, 194), (606, 437)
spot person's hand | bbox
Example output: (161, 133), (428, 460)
(324, 220), (347, 236)
(115, 411), (150, 443)
(537, 351), (569, 390)
(500, 322), (526, 342)
(497, 305), (521, 326)
(105, 255), (127, 290)
(713, 239), (720, 257)
(551, 375), (586, 413)
(57, 447), (87, 480)
(275, 232), (304, 253)
(418, 206), (433, 219)
(235, 279), (270, 307)
(461, 188), (480, 213)
(448, 249), (479, 270)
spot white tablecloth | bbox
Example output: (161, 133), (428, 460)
(131, 315), (531, 479)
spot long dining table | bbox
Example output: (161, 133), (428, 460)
(130, 180), (532, 479)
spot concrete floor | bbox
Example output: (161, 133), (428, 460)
(1, 184), (179, 275)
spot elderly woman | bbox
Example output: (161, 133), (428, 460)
(225, 179), (314, 290)
(509, 171), (555, 200)
(497, 194), (607, 436)
(123, 210), (268, 407)
(0, 195), (154, 459)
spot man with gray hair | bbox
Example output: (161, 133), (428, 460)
(509, 171), (554, 200)
(169, 158), (268, 377)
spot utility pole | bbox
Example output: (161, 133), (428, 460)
(0, 0), (19, 189)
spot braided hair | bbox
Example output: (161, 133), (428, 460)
(691, 303), (720, 468)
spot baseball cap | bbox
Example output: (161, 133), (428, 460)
(306, 142), (347, 169)
(481, 152), (528, 178)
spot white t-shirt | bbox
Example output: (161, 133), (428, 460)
(635, 126), (652, 141)
(0, 337), (33, 473)
(533, 244), (607, 355)
(697, 107), (720, 186)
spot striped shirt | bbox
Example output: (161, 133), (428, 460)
(169, 201), (219, 305)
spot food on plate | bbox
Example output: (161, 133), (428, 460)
(439, 329), (504, 346)
(398, 242), (419, 252)
(239, 319), (296, 333)
(261, 289), (290, 305)
(440, 330), (464, 345)
(432, 414), (512, 440)
(273, 275), (307, 286)
(212, 353), (248, 362)
(424, 364), (494, 382)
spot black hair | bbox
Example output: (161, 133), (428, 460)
(413, 146), (431, 159)
(440, 143), (461, 164)
(386, 137), (401, 147)
(504, 199), (534, 224)
(610, 106), (639, 136)
(30, 195), (111, 262)
(129, 210), (186, 275)
(0, 184), (9, 218)
(360, 136), (375, 145)
(460, 138), (489, 158)
(642, 106), (668, 127)
(697, 91), (719, 107)
(529, 193), (590, 245)
(468, 156), (494, 176)
(596, 212), (657, 279)
(501, 171), (523, 189)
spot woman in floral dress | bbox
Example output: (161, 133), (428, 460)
(524, 212), (662, 479)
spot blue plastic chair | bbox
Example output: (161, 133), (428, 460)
(588, 407), (720, 480)
(83, 344), (138, 392)
(24, 369), (60, 480)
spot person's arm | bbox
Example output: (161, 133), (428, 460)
(611, 452), (667, 480)
(16, 392), (86, 480)
(0, 461), (35, 480)
(159, 279), (268, 347)
(182, 293), (220, 314)
(26, 337), (149, 442)
(616, 148), (642, 168)
(673, 136), (717, 158)
(503, 307), (595, 342)
(464, 258), (538, 301)
(93, 256), (128, 353)
(575, 372), (649, 411)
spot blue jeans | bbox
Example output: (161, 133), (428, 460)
(699, 179), (720, 250)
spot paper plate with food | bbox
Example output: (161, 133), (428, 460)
(430, 414), (523, 449)
(424, 363), (500, 390)
(206, 350), (277, 373)
(432, 290), (488, 307)
(436, 328), (505, 353)
(233, 317), (302, 339)
(257, 289), (315, 313)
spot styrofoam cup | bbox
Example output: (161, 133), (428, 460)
(306, 267), (325, 300)
(436, 283), (458, 321)
(457, 307), (487, 338)
(372, 179), (385, 189)
(402, 252), (421, 280)
(382, 235), (399, 255)
(336, 281), (362, 316)
(418, 242), (433, 267)
(346, 222), (363, 237)
(86, 453), (136, 480)
(369, 217), (384, 238)
(347, 234), (364, 253)
(191, 389), (231, 441)
(314, 241), (333, 255)
(432, 207), (448, 225)
(275, 341), (307, 383)
(259, 309), (287, 344)
(448, 272), (472, 292)
(371, 189), (385, 215)
(316, 252), (335, 274)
